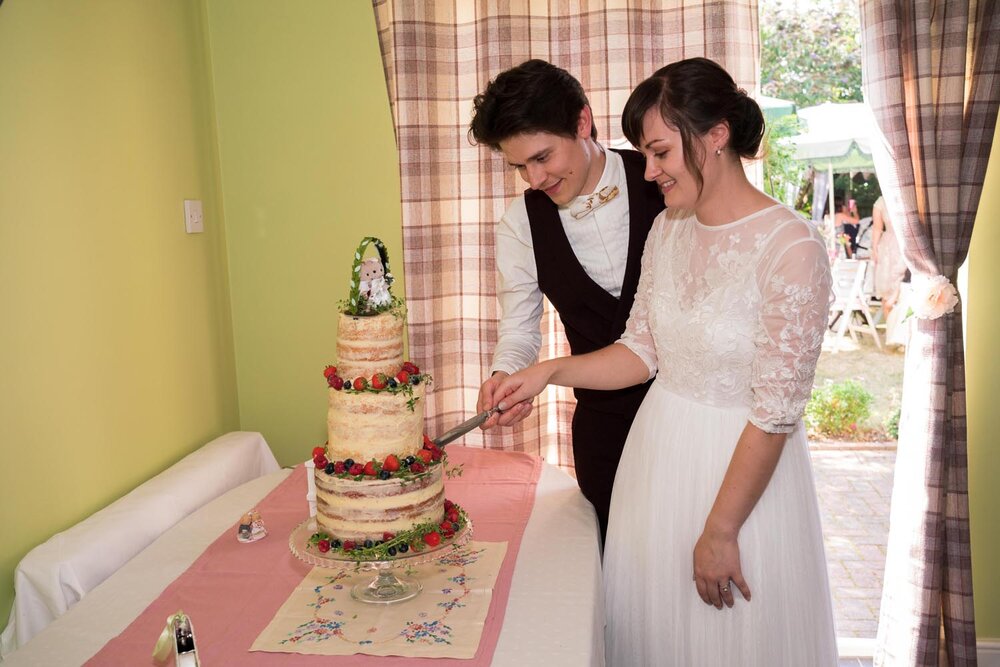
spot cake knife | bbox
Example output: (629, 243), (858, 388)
(432, 406), (503, 447)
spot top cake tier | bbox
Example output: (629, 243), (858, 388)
(336, 311), (403, 379)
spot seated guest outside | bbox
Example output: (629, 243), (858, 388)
(834, 196), (861, 258)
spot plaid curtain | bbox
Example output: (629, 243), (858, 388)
(860, 2), (999, 665)
(373, 0), (758, 470)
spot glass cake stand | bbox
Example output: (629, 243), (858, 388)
(288, 517), (473, 605)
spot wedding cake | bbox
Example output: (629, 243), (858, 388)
(308, 237), (464, 560)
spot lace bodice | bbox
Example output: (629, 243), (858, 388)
(618, 203), (832, 433)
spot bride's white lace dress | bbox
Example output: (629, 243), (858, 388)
(606, 203), (838, 666)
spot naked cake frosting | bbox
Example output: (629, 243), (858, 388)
(307, 237), (465, 560)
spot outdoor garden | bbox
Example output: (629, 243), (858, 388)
(761, 0), (903, 446)
(760, 0), (903, 647)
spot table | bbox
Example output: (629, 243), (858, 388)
(3, 453), (604, 666)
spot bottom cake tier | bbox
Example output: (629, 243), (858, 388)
(315, 464), (444, 541)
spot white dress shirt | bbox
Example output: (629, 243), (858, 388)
(491, 149), (632, 375)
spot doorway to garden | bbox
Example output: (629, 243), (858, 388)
(760, 1), (905, 660)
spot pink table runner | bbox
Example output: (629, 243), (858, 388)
(85, 446), (541, 666)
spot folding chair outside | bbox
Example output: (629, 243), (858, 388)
(828, 259), (882, 350)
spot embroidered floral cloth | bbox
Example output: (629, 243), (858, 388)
(251, 541), (507, 658)
(84, 446), (541, 666)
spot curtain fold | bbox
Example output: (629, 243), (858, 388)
(372, 0), (758, 470)
(859, 2), (999, 664)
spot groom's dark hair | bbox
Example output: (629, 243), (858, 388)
(469, 59), (597, 151)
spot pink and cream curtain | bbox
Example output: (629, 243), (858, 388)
(860, 2), (999, 665)
(372, 0), (758, 470)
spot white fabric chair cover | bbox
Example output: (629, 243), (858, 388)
(0, 431), (279, 656)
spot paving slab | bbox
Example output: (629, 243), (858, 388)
(810, 447), (895, 640)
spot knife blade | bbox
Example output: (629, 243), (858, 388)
(432, 406), (502, 447)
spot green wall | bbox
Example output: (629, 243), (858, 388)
(968, 126), (1000, 640)
(204, 0), (403, 467)
(0, 1), (239, 627)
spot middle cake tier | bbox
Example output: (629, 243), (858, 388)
(327, 382), (427, 463)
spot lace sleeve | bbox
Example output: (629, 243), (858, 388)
(616, 214), (662, 380)
(749, 222), (832, 433)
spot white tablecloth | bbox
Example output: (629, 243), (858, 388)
(1, 460), (604, 666)
(0, 431), (279, 656)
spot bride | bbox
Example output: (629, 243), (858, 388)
(492, 58), (838, 666)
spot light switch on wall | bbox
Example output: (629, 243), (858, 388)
(184, 200), (204, 234)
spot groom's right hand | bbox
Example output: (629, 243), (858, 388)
(478, 371), (532, 429)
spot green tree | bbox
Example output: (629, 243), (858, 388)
(760, 0), (864, 209)
(835, 172), (879, 217)
(760, 0), (863, 108)
(763, 113), (803, 203)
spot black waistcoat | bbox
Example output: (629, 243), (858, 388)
(525, 148), (665, 415)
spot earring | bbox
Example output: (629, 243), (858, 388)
(715, 147), (722, 156)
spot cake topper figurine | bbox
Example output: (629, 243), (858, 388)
(358, 257), (392, 309)
(236, 509), (267, 543)
(346, 237), (397, 315)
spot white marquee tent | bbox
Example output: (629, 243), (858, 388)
(787, 102), (879, 221)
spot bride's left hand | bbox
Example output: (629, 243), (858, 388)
(693, 527), (751, 609)
(494, 363), (555, 411)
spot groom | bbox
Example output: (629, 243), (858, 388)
(469, 60), (664, 542)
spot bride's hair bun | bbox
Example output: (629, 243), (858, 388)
(622, 58), (767, 194)
(728, 90), (765, 159)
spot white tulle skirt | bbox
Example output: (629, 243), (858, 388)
(603, 383), (838, 666)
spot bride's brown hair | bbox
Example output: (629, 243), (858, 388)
(621, 57), (765, 195)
